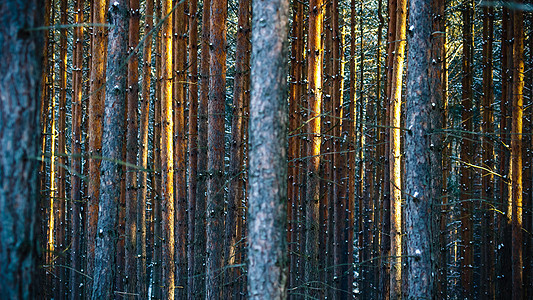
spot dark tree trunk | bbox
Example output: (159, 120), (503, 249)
(91, 2), (129, 299)
(0, 1), (43, 299)
(70, 0), (84, 297)
(125, 0), (140, 296)
(460, 1), (474, 297)
(193, 0), (211, 296)
(206, 0), (227, 297)
(225, 0), (251, 296)
(248, 0), (290, 297)
(404, 0), (442, 297)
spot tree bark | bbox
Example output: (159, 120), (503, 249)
(389, 0), (407, 298)
(161, 0), (176, 297)
(405, 0), (442, 297)
(70, 0), (84, 297)
(206, 0), (227, 297)
(304, 0), (323, 296)
(87, 0), (108, 290)
(91, 1), (129, 298)
(0, 1), (43, 298)
(247, 0), (290, 297)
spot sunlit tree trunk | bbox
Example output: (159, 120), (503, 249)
(511, 3), (524, 298)
(304, 0), (323, 296)
(225, 0), (251, 296)
(70, 0), (84, 297)
(206, 0), (227, 296)
(91, 2), (129, 298)
(87, 1), (108, 290)
(0, 1), (43, 298)
(161, 0), (176, 297)
(460, 0), (474, 298)
(389, 0), (407, 298)
(247, 0), (289, 296)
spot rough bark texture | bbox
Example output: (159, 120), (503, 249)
(405, 0), (442, 297)
(247, 0), (290, 297)
(70, 0), (84, 298)
(91, 2), (129, 299)
(206, 0), (227, 297)
(87, 0), (108, 290)
(389, 0), (407, 298)
(0, 1), (43, 299)
(161, 0), (175, 297)
(225, 0), (251, 296)
(304, 0), (323, 296)
(136, 0), (153, 297)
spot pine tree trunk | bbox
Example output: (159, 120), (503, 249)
(136, 0), (153, 297)
(161, 0), (175, 297)
(0, 1), (43, 298)
(91, 2), (129, 298)
(511, 3), (524, 298)
(247, 0), (290, 296)
(225, 0), (251, 296)
(70, 0), (84, 297)
(87, 0), (108, 290)
(404, 0), (442, 297)
(460, 1), (474, 297)
(304, 0), (323, 296)
(206, 0), (227, 296)
(389, 0), (407, 298)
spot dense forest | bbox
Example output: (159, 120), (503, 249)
(0, 0), (532, 299)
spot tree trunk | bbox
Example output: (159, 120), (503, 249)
(91, 2), (129, 298)
(404, 0), (442, 297)
(187, 0), (199, 296)
(173, 1), (188, 296)
(206, 0), (227, 296)
(87, 0), (108, 290)
(70, 0), (84, 297)
(161, 0), (176, 297)
(389, 0), (407, 298)
(124, 0), (140, 296)
(193, 0), (211, 296)
(0, 1), (43, 298)
(136, 0), (154, 297)
(247, 0), (290, 297)
(511, 3), (524, 298)
(480, 2), (495, 298)
(225, 0), (251, 296)
(460, 0), (474, 297)
(304, 0), (323, 296)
